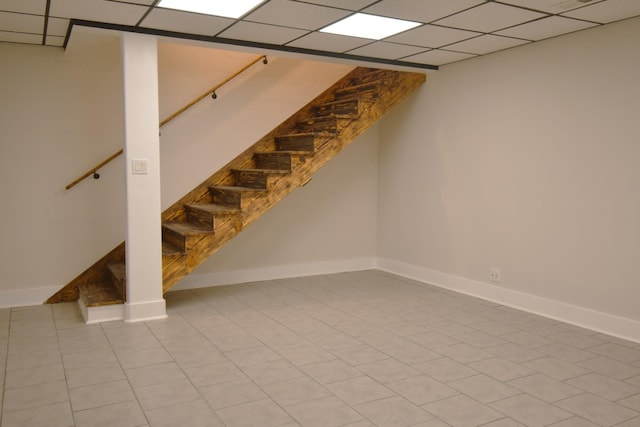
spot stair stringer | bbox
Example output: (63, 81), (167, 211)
(46, 66), (425, 305)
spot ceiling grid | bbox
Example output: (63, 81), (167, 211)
(1, 0), (639, 68)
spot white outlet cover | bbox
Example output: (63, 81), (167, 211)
(132, 159), (149, 175)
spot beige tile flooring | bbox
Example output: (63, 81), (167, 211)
(1, 270), (640, 427)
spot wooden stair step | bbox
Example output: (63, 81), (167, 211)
(335, 81), (380, 100)
(162, 221), (213, 252)
(232, 168), (290, 189)
(314, 98), (360, 116)
(254, 152), (293, 171)
(295, 116), (341, 133)
(162, 241), (184, 256)
(78, 282), (123, 307)
(186, 203), (239, 228)
(275, 133), (319, 151)
(209, 185), (267, 209)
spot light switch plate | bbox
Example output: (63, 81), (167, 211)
(132, 159), (149, 175)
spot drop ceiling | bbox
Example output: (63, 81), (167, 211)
(1, 0), (639, 69)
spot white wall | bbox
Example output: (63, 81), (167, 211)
(0, 39), (126, 304)
(0, 36), (376, 306)
(378, 17), (640, 332)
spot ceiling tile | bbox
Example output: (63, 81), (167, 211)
(245, 0), (350, 30)
(47, 17), (70, 37)
(363, 0), (485, 23)
(45, 35), (65, 46)
(286, 31), (370, 52)
(0, 11), (44, 33)
(218, 21), (309, 45)
(386, 24), (480, 48)
(347, 41), (426, 60)
(298, 0), (379, 10)
(498, 0), (597, 13)
(50, 0), (148, 26)
(445, 34), (530, 54)
(562, 0), (640, 23)
(403, 49), (477, 66)
(0, 30), (42, 44)
(496, 16), (598, 40)
(434, 2), (547, 33)
(0, 0), (47, 15)
(141, 8), (233, 36)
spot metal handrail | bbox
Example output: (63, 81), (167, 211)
(65, 54), (268, 190)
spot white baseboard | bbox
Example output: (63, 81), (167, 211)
(171, 257), (378, 291)
(378, 258), (640, 344)
(0, 286), (59, 309)
(78, 299), (124, 324)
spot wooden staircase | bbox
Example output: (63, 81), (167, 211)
(46, 66), (425, 309)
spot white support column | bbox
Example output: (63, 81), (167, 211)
(121, 32), (166, 322)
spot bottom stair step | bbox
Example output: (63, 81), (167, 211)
(78, 283), (123, 307)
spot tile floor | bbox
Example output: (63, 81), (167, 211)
(1, 270), (640, 427)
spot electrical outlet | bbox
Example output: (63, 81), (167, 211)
(489, 268), (501, 283)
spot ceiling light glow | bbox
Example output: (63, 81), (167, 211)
(320, 13), (421, 40)
(157, 0), (266, 19)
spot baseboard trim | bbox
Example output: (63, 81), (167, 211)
(78, 299), (124, 324)
(124, 299), (167, 323)
(0, 286), (60, 309)
(378, 258), (640, 344)
(171, 257), (378, 291)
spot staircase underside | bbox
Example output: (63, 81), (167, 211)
(46, 66), (426, 309)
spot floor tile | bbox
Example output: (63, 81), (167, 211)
(501, 331), (555, 349)
(261, 376), (331, 406)
(0, 401), (74, 427)
(198, 378), (267, 409)
(125, 362), (187, 388)
(242, 358), (304, 385)
(69, 379), (135, 411)
(387, 375), (459, 405)
(567, 373), (640, 400)
(470, 320), (519, 336)
(224, 345), (282, 367)
(508, 373), (583, 402)
(66, 362), (126, 389)
(449, 374), (522, 403)
(379, 341), (441, 364)
(217, 398), (294, 426)
(356, 358), (420, 383)
(555, 393), (640, 426)
(582, 343), (640, 363)
(277, 344), (336, 366)
(490, 394), (573, 427)
(169, 344), (227, 368)
(355, 395), (432, 427)
(524, 356), (591, 380)
(480, 419), (526, 427)
(285, 396), (364, 427)
(547, 417), (599, 427)
(3, 379), (69, 412)
(182, 361), (247, 387)
(326, 375), (395, 405)
(547, 332), (606, 349)
(6, 347), (62, 371)
(578, 356), (640, 380)
(4, 363), (65, 389)
(618, 393), (640, 411)
(423, 394), (503, 427)
(536, 343), (598, 363)
(414, 357), (478, 382)
(145, 399), (224, 427)
(468, 357), (535, 381)
(331, 343), (389, 365)
(300, 359), (363, 384)
(485, 342), (545, 362)
(62, 347), (118, 369)
(116, 346), (174, 370)
(407, 331), (461, 349)
(434, 343), (494, 363)
(73, 400), (147, 427)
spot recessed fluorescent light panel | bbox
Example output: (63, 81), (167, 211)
(157, 0), (266, 19)
(321, 13), (421, 40)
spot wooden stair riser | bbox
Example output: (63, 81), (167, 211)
(295, 116), (341, 134)
(275, 134), (318, 152)
(162, 223), (212, 253)
(209, 186), (265, 209)
(254, 152), (292, 171)
(185, 204), (239, 229)
(313, 98), (360, 117)
(232, 169), (289, 190)
(107, 263), (126, 301)
(334, 82), (380, 101)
